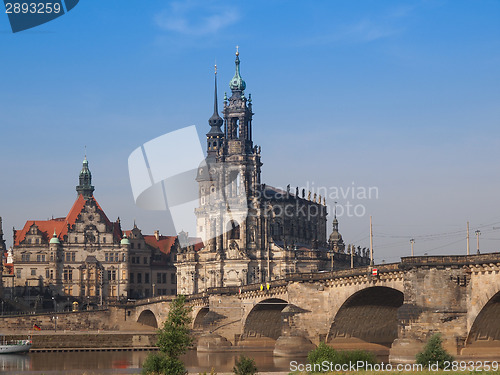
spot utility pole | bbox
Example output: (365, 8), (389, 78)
(475, 230), (481, 254)
(467, 222), (470, 255)
(410, 238), (415, 256)
(350, 245), (353, 269)
(369, 216), (374, 266)
(267, 244), (271, 282)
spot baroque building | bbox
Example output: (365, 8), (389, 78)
(12, 158), (177, 307)
(176, 52), (369, 295)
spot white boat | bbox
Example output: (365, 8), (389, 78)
(0, 337), (32, 354)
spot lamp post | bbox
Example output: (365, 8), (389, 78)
(475, 230), (481, 254)
(52, 316), (58, 332)
(410, 239), (415, 256)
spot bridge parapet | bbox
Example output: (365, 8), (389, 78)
(400, 253), (500, 268)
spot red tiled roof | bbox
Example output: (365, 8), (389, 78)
(191, 238), (204, 252)
(14, 194), (122, 245)
(144, 235), (176, 255)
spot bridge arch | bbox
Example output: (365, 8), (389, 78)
(242, 298), (288, 344)
(137, 309), (158, 328)
(327, 286), (404, 351)
(465, 290), (500, 354)
(193, 306), (210, 329)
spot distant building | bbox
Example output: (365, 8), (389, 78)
(12, 158), (177, 308)
(176, 52), (369, 295)
(0, 217), (5, 297)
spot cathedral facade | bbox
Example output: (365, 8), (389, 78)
(176, 52), (369, 295)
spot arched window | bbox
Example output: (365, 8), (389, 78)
(227, 220), (240, 239)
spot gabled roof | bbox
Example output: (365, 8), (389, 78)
(14, 194), (122, 246)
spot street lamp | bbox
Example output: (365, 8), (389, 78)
(475, 230), (481, 254)
(410, 239), (415, 256)
(52, 315), (58, 332)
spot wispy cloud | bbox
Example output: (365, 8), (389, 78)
(295, 4), (419, 48)
(155, 1), (239, 36)
(341, 19), (400, 43)
(295, 19), (400, 47)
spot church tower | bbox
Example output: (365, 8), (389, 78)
(76, 156), (95, 199)
(178, 49), (335, 295)
(191, 49), (263, 290)
(220, 49), (262, 194)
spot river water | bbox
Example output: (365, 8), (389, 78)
(0, 350), (305, 374)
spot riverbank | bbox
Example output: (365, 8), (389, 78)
(5, 331), (157, 351)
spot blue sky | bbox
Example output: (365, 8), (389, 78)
(0, 0), (499, 262)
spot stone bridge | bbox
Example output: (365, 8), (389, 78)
(130, 253), (500, 362)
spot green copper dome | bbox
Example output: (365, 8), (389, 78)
(229, 51), (246, 92)
(50, 231), (60, 244)
(121, 234), (130, 246)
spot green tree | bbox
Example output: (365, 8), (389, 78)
(142, 295), (193, 375)
(416, 333), (454, 369)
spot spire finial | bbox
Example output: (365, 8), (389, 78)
(334, 201), (337, 219)
(236, 45), (239, 56)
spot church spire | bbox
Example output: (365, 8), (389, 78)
(76, 156), (95, 199)
(0, 216), (6, 253)
(207, 64), (223, 136)
(206, 64), (224, 156)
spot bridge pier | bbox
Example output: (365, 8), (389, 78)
(389, 266), (468, 363)
(273, 304), (315, 357)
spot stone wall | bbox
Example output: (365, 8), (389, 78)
(0, 307), (125, 332)
(6, 332), (157, 349)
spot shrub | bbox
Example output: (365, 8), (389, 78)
(307, 342), (339, 367)
(233, 355), (258, 375)
(141, 353), (186, 375)
(307, 342), (378, 372)
(416, 333), (454, 369)
(337, 349), (378, 365)
(199, 368), (217, 375)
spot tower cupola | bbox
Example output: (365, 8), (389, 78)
(229, 48), (246, 94)
(76, 156), (95, 199)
